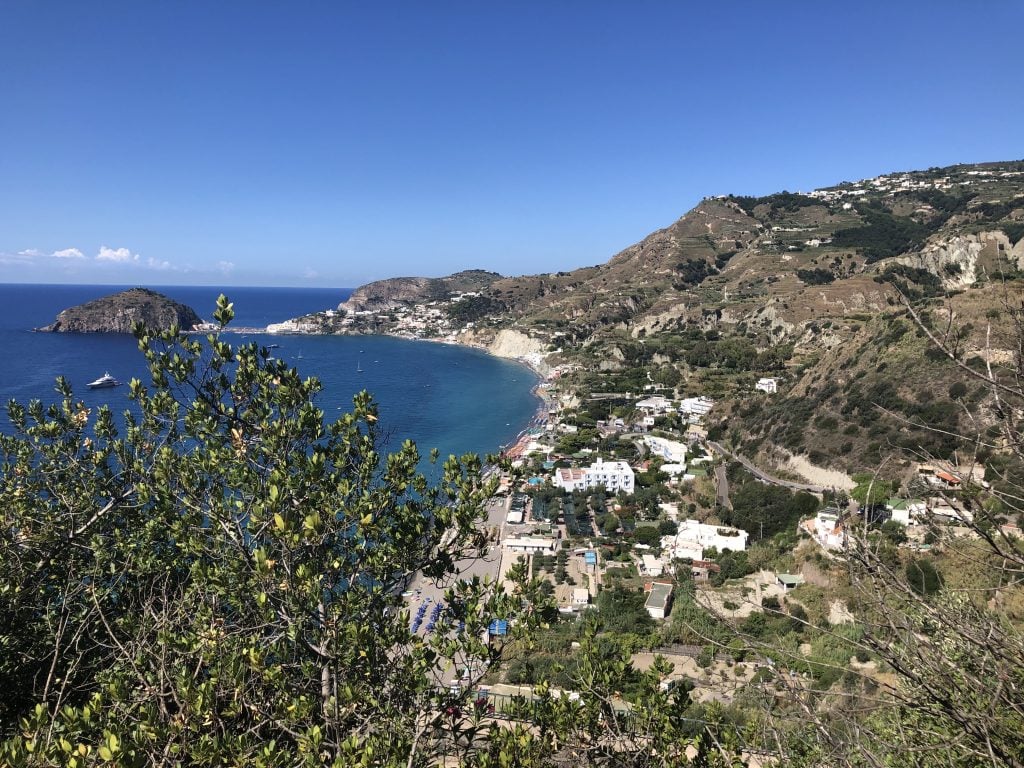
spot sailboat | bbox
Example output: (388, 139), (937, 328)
(357, 359), (363, 373)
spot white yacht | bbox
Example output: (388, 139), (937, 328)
(87, 372), (121, 389)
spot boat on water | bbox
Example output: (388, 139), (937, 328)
(87, 372), (121, 389)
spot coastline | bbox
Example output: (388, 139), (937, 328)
(418, 334), (553, 462)
(396, 332), (554, 462)
(259, 322), (554, 462)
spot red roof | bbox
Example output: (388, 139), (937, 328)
(935, 471), (961, 485)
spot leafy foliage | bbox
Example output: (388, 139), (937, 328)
(796, 268), (835, 285)
(876, 263), (945, 299)
(724, 482), (819, 540)
(445, 294), (506, 323)
(673, 258), (718, 289)
(0, 296), (524, 766)
(832, 205), (931, 263)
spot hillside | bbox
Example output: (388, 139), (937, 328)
(280, 160), (1024, 478)
(338, 270), (502, 313)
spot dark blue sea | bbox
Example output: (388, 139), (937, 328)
(0, 284), (540, 467)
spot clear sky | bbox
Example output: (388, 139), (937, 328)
(1, 2), (1021, 288)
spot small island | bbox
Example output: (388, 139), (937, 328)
(38, 287), (203, 334)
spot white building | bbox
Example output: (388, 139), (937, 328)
(661, 535), (704, 562)
(885, 498), (927, 526)
(553, 458), (635, 494)
(635, 395), (673, 414)
(553, 468), (585, 491)
(805, 511), (845, 550)
(644, 581), (674, 620)
(679, 396), (714, 418)
(755, 378), (778, 394)
(503, 537), (558, 555)
(661, 519), (749, 562)
(643, 436), (688, 464)
(572, 588), (591, 606)
(641, 554), (664, 577)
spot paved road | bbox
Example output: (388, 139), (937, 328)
(709, 441), (828, 494)
(714, 462), (732, 510)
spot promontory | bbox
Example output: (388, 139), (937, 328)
(38, 288), (203, 334)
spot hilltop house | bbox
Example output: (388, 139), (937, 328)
(678, 396), (714, 419)
(755, 377), (778, 394)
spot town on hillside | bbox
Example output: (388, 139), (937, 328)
(399, 352), (1012, 716)
(263, 159), (1024, 747)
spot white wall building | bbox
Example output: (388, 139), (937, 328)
(572, 588), (590, 606)
(644, 582), (674, 620)
(755, 377), (778, 394)
(641, 554), (664, 577)
(503, 537), (558, 555)
(679, 397), (714, 418)
(553, 468), (586, 491)
(885, 498), (927, 526)
(553, 458), (635, 494)
(661, 519), (749, 563)
(635, 395), (673, 414)
(806, 511), (845, 550)
(644, 436), (688, 464)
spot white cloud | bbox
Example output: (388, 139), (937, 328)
(52, 247), (85, 259)
(17, 248), (43, 258)
(146, 256), (172, 270)
(217, 260), (235, 274)
(303, 267), (319, 279)
(96, 246), (140, 263)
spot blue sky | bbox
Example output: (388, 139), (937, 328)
(1, 2), (1021, 288)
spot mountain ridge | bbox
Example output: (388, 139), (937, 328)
(275, 159), (1024, 478)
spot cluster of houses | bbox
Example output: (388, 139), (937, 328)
(804, 466), (978, 552)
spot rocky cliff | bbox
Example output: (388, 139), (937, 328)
(39, 288), (203, 334)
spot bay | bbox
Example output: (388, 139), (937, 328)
(0, 284), (540, 467)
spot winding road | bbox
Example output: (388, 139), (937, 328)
(709, 441), (828, 494)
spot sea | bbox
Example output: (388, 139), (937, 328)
(0, 284), (541, 470)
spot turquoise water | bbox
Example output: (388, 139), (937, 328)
(0, 284), (540, 466)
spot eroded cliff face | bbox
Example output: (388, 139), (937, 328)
(895, 230), (1024, 289)
(39, 288), (202, 334)
(453, 328), (551, 373)
(485, 329), (547, 359)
